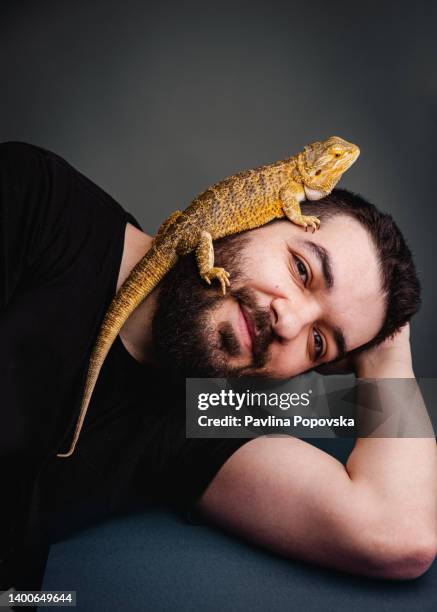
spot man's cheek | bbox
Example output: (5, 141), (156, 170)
(265, 349), (294, 379)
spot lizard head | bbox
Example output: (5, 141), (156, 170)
(297, 136), (360, 200)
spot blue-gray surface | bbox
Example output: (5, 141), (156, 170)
(41, 508), (436, 612)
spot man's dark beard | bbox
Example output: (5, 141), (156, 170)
(151, 232), (275, 380)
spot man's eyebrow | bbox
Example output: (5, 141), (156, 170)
(299, 239), (334, 289)
(332, 325), (347, 360)
(296, 239), (347, 359)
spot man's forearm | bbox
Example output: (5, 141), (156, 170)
(345, 356), (437, 574)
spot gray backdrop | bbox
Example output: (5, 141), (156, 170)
(1, 0), (435, 375)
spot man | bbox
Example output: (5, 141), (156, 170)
(1, 142), (436, 589)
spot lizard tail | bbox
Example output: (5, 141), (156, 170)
(57, 241), (178, 458)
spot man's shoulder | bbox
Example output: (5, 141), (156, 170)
(0, 140), (143, 230)
(0, 141), (86, 179)
(0, 141), (73, 189)
(0, 140), (49, 172)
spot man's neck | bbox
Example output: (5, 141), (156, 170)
(117, 222), (158, 365)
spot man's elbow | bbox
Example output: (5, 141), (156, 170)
(362, 530), (437, 580)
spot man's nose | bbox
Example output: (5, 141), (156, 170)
(271, 295), (321, 341)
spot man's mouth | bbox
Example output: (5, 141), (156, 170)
(237, 302), (255, 355)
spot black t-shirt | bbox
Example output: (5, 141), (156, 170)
(0, 142), (248, 585)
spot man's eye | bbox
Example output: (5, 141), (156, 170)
(294, 256), (308, 285)
(313, 329), (324, 360)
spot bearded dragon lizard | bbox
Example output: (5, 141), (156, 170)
(57, 135), (360, 458)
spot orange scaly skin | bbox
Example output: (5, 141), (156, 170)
(57, 136), (360, 458)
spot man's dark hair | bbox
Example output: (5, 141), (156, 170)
(301, 189), (421, 356)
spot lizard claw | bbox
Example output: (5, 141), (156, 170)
(202, 267), (231, 295)
(299, 215), (321, 233)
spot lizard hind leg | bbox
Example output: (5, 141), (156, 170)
(154, 210), (184, 243)
(195, 230), (230, 295)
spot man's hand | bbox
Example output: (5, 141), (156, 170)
(316, 324), (414, 379)
(353, 323), (413, 379)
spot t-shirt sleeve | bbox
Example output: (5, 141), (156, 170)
(0, 142), (55, 311)
(165, 436), (253, 523)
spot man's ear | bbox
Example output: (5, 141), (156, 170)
(315, 356), (354, 376)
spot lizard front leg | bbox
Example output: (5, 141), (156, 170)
(280, 186), (321, 232)
(195, 230), (230, 295)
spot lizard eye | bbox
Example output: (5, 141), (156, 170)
(315, 169), (322, 176)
